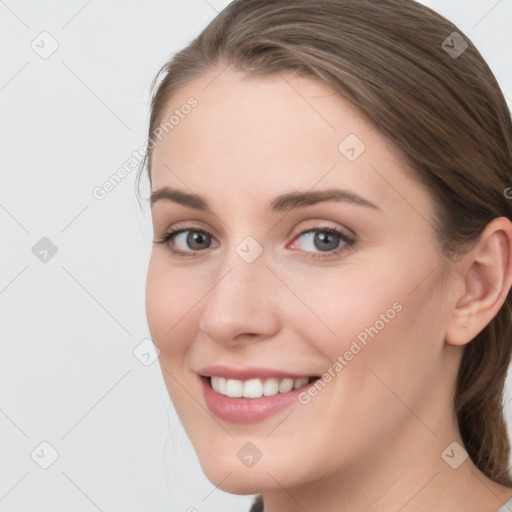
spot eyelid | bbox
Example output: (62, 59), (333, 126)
(289, 219), (356, 240)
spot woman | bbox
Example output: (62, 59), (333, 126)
(137, 1), (512, 510)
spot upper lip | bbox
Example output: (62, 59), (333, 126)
(197, 365), (316, 380)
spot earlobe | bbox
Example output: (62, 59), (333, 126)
(445, 217), (512, 347)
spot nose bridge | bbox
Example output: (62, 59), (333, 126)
(215, 232), (269, 296)
(199, 237), (279, 343)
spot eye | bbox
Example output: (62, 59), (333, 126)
(289, 226), (355, 259)
(153, 228), (218, 257)
(153, 225), (356, 259)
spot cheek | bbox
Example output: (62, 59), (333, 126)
(282, 264), (404, 356)
(294, 256), (445, 391)
(145, 254), (202, 357)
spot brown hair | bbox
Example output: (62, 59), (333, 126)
(136, 0), (512, 486)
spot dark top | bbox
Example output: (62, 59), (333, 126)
(249, 494), (263, 512)
(249, 494), (512, 511)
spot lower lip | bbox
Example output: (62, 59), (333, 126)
(200, 376), (315, 424)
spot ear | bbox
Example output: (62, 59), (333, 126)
(445, 216), (512, 346)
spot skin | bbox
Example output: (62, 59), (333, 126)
(145, 66), (512, 512)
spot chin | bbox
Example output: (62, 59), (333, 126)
(210, 477), (264, 496)
(196, 446), (307, 495)
(199, 461), (263, 494)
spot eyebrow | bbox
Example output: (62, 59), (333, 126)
(149, 186), (380, 212)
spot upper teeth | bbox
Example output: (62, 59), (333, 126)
(210, 376), (310, 398)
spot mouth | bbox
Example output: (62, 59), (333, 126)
(197, 366), (322, 423)
(202, 375), (320, 399)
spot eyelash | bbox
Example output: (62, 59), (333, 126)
(153, 225), (356, 260)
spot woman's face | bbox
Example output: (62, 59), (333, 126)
(146, 67), (460, 494)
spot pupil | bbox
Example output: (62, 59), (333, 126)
(316, 232), (338, 251)
(189, 231), (208, 249)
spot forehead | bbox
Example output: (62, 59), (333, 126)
(149, 66), (431, 220)
(152, 68), (370, 161)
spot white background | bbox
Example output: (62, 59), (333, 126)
(0, 1), (511, 511)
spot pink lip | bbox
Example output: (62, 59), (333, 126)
(198, 365), (315, 380)
(198, 373), (318, 424)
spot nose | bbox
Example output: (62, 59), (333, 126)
(198, 246), (281, 346)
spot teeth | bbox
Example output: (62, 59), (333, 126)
(278, 378), (294, 393)
(210, 376), (310, 398)
(225, 378), (243, 397)
(294, 378), (307, 389)
(243, 378), (263, 398)
(263, 377), (279, 396)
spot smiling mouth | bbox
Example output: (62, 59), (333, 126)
(203, 375), (320, 399)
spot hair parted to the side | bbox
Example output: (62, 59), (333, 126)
(136, 0), (512, 486)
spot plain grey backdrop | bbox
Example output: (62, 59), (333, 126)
(1, 1), (511, 511)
